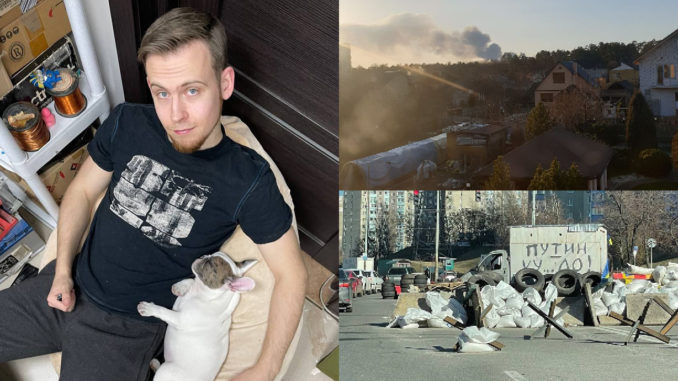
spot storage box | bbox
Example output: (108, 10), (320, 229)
(18, 144), (88, 204)
(0, 0), (71, 77)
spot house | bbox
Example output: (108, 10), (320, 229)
(635, 28), (678, 117)
(601, 80), (635, 118)
(608, 62), (639, 86)
(474, 128), (613, 190)
(534, 61), (601, 107)
(445, 122), (509, 174)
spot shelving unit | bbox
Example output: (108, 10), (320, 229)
(0, 0), (110, 228)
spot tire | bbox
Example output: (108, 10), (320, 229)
(467, 274), (496, 289)
(513, 268), (545, 292)
(346, 306), (352, 313)
(382, 291), (395, 298)
(581, 271), (602, 289)
(552, 269), (580, 296)
(414, 274), (427, 281)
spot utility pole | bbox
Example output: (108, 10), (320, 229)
(531, 191), (536, 225)
(434, 190), (440, 283)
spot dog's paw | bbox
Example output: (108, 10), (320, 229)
(171, 280), (192, 296)
(137, 301), (156, 317)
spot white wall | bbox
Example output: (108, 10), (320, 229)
(81, 0), (124, 107)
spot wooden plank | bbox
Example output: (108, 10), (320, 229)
(544, 301), (557, 338)
(607, 312), (670, 343)
(443, 316), (465, 330)
(583, 283), (598, 327)
(651, 296), (674, 315)
(526, 301), (573, 339)
(660, 310), (678, 336)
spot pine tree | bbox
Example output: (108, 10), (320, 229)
(484, 155), (512, 189)
(525, 102), (553, 139)
(672, 132), (678, 170)
(528, 164), (545, 190)
(563, 163), (584, 189)
(626, 91), (657, 155)
(546, 158), (562, 188)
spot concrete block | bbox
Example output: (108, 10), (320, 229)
(625, 293), (672, 325)
(555, 296), (586, 326)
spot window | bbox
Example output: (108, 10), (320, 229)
(658, 65), (664, 85)
(552, 72), (565, 84)
(540, 93), (554, 103)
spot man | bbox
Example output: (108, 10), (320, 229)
(0, 8), (306, 381)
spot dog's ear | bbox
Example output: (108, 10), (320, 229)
(229, 276), (255, 293)
(235, 259), (258, 276)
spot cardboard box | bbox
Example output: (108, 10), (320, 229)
(18, 144), (89, 204)
(0, 0), (71, 77)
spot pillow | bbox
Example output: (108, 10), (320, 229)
(40, 115), (302, 380)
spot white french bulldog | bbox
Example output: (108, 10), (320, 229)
(138, 251), (257, 381)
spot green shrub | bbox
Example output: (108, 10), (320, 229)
(634, 149), (672, 178)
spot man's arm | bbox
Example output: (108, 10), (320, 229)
(46, 156), (112, 312)
(232, 227), (307, 381)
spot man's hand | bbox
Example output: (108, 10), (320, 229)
(46, 274), (76, 312)
(231, 364), (277, 381)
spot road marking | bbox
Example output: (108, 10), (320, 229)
(594, 326), (678, 347)
(504, 370), (529, 381)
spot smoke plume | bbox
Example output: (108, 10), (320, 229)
(340, 13), (502, 65)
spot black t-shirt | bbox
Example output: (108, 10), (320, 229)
(75, 103), (292, 318)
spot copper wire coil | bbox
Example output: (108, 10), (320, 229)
(52, 87), (86, 116)
(10, 117), (50, 152)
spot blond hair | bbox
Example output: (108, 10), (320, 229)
(137, 7), (227, 76)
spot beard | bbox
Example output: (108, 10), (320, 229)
(170, 136), (205, 154)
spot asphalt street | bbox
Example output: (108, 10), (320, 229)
(340, 292), (678, 381)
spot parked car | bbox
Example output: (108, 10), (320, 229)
(440, 270), (458, 282)
(364, 270), (382, 293)
(344, 268), (370, 294)
(338, 269), (353, 313)
(344, 269), (364, 297)
(384, 266), (415, 285)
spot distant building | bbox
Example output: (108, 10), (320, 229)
(635, 28), (678, 117)
(474, 128), (613, 190)
(601, 80), (635, 119)
(608, 62), (639, 86)
(445, 123), (509, 175)
(339, 44), (351, 78)
(529, 191), (594, 223)
(341, 191), (362, 258)
(534, 61), (600, 107)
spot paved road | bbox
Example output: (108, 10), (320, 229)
(340, 293), (678, 381)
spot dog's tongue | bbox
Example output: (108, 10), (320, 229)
(229, 277), (255, 292)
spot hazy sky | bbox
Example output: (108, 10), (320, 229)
(340, 0), (678, 67)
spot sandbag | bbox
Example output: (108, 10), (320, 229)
(484, 308), (501, 329)
(495, 314), (517, 328)
(627, 264), (653, 275)
(608, 302), (625, 315)
(514, 316), (532, 328)
(403, 308), (431, 325)
(494, 281), (520, 300)
(457, 326), (500, 353)
(480, 285), (505, 309)
(652, 266), (667, 285)
(601, 292), (621, 307)
(505, 295), (525, 310)
(626, 280), (650, 293)
(593, 298), (608, 316)
(522, 287), (542, 305)
(427, 317), (449, 328)
(542, 283), (558, 306)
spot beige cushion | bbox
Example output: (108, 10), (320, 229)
(40, 116), (301, 380)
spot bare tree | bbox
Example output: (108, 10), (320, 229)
(602, 191), (676, 267)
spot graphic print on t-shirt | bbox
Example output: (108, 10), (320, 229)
(110, 155), (212, 247)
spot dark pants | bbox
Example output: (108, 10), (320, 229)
(0, 260), (166, 381)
